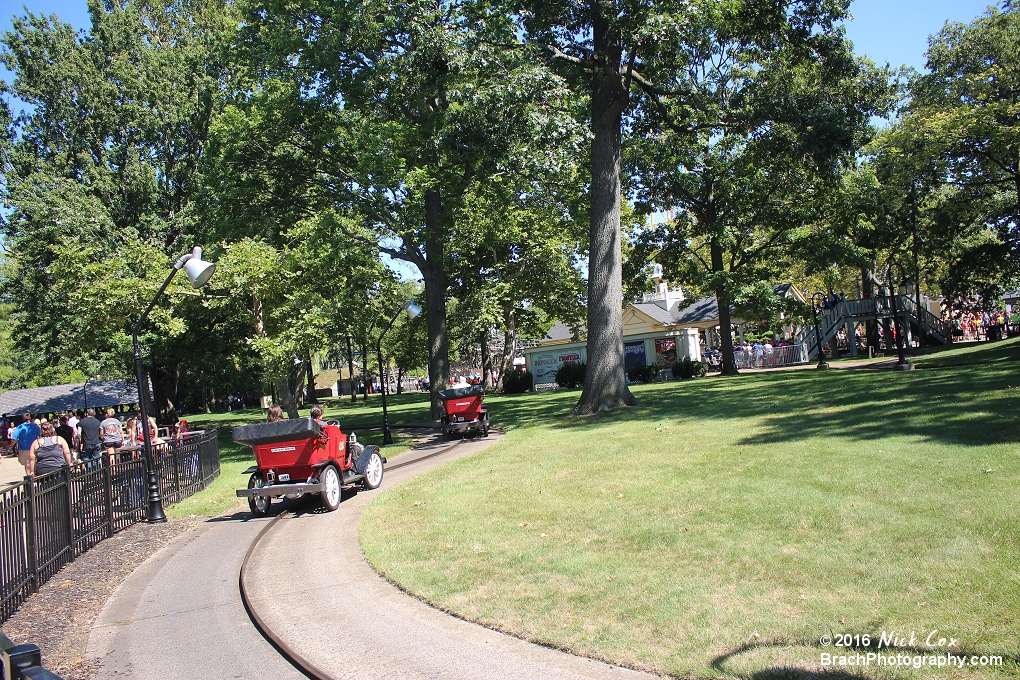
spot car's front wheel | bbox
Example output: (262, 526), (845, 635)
(362, 450), (384, 490)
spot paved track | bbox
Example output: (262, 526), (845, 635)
(87, 511), (305, 679)
(242, 434), (657, 680)
(86, 432), (656, 679)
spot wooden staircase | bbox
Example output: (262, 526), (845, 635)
(793, 296), (951, 360)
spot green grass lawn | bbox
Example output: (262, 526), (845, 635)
(360, 340), (1020, 679)
(167, 395), (425, 518)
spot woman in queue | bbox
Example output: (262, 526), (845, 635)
(28, 421), (73, 477)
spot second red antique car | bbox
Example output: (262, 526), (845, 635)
(439, 384), (489, 439)
(233, 417), (384, 516)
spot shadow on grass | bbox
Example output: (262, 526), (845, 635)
(711, 638), (1019, 679)
(197, 339), (1020, 452)
(485, 339), (1020, 449)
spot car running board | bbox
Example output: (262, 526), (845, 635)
(342, 470), (365, 485)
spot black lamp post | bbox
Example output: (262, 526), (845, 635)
(376, 299), (422, 446)
(888, 263), (915, 371)
(810, 292), (829, 370)
(133, 247), (216, 523)
(83, 376), (93, 411)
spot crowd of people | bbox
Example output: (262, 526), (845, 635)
(0, 407), (192, 478)
(952, 310), (1016, 341)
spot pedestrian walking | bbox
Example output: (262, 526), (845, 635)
(100, 408), (124, 465)
(55, 415), (76, 454)
(13, 413), (41, 475)
(77, 408), (103, 466)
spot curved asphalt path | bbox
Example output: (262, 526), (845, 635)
(87, 510), (304, 680)
(242, 433), (656, 680)
(86, 431), (656, 679)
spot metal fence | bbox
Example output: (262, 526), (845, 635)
(733, 344), (808, 370)
(0, 429), (219, 625)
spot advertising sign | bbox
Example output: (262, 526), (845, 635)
(624, 341), (647, 370)
(655, 338), (677, 366)
(533, 350), (583, 385)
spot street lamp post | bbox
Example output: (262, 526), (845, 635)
(83, 376), (93, 411)
(810, 292), (829, 370)
(888, 263), (915, 371)
(376, 299), (422, 446)
(133, 247), (216, 523)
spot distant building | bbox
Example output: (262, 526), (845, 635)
(522, 280), (804, 387)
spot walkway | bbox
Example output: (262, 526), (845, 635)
(87, 511), (304, 679)
(87, 432), (654, 679)
(242, 432), (652, 679)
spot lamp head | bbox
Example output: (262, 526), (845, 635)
(183, 246), (216, 288)
(406, 299), (422, 319)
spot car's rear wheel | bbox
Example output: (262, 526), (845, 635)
(362, 450), (384, 490)
(247, 473), (270, 517)
(320, 464), (341, 511)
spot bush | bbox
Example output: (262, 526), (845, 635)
(555, 362), (587, 389)
(671, 357), (707, 379)
(500, 368), (533, 394)
(627, 364), (657, 383)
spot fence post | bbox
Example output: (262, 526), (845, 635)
(63, 466), (74, 558)
(172, 445), (181, 504)
(24, 476), (37, 594)
(103, 463), (114, 539)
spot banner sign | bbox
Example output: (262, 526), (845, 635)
(655, 338), (677, 366)
(533, 350), (583, 385)
(624, 341), (646, 370)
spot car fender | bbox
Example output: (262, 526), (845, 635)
(355, 445), (382, 475)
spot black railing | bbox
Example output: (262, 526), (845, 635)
(0, 429), (220, 625)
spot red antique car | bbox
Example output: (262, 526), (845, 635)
(439, 385), (489, 439)
(234, 417), (384, 516)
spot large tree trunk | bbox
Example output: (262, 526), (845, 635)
(199, 370), (211, 414)
(362, 338), (370, 399)
(496, 316), (518, 393)
(862, 264), (880, 351)
(711, 238), (739, 375)
(276, 378), (298, 418)
(572, 7), (636, 415)
(304, 348), (318, 404)
(346, 336), (357, 402)
(423, 188), (451, 419)
(150, 362), (179, 425)
(480, 330), (493, 390)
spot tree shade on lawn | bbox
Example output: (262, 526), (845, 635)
(361, 339), (1020, 678)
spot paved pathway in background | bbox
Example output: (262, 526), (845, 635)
(243, 433), (657, 680)
(87, 512), (304, 680)
(0, 454), (26, 488)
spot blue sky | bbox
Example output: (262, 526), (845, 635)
(0, 0), (999, 74)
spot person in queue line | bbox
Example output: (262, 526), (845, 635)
(28, 420), (73, 477)
(55, 415), (76, 452)
(144, 416), (163, 446)
(124, 415), (135, 446)
(174, 419), (189, 442)
(77, 408), (103, 466)
(267, 404), (284, 423)
(13, 412), (41, 475)
(100, 407), (124, 464)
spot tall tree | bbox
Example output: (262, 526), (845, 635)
(0, 0), (233, 418)
(909, 5), (1020, 300)
(626, 3), (891, 373)
(227, 0), (572, 417)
